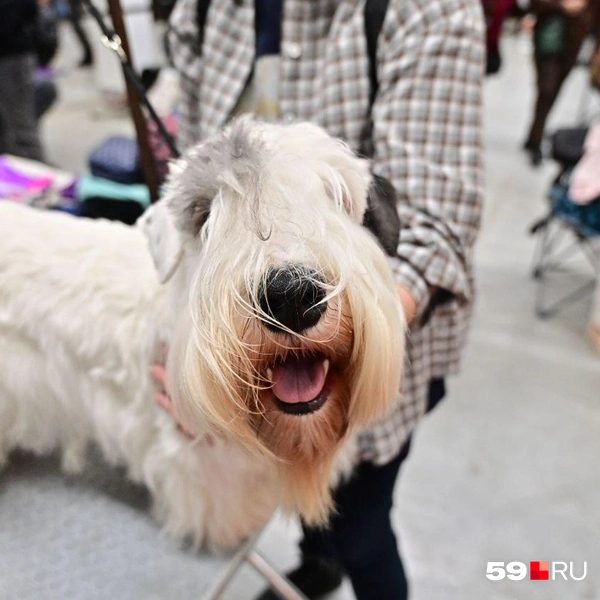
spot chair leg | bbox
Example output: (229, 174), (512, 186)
(203, 533), (259, 600)
(532, 215), (555, 317)
(202, 529), (309, 600)
(530, 216), (600, 319)
(531, 213), (552, 280)
(246, 551), (309, 600)
(537, 280), (597, 319)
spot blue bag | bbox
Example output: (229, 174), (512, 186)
(88, 136), (144, 185)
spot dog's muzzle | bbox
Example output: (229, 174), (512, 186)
(259, 266), (331, 416)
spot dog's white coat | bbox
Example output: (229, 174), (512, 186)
(0, 202), (278, 549)
(0, 120), (404, 549)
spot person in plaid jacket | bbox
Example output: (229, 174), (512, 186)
(166, 1), (485, 598)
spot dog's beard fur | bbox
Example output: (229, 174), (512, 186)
(156, 119), (405, 525)
(243, 295), (354, 521)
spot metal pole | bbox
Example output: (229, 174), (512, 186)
(201, 529), (309, 600)
(246, 551), (309, 600)
(202, 532), (259, 600)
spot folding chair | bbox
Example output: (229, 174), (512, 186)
(530, 128), (600, 318)
(575, 37), (600, 125)
(202, 529), (309, 600)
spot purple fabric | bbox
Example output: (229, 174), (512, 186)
(61, 179), (78, 200)
(0, 157), (53, 200)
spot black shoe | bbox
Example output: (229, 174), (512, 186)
(528, 146), (543, 167)
(255, 555), (343, 600)
(522, 140), (543, 167)
(78, 53), (94, 68)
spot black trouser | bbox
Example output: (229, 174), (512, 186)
(300, 379), (446, 600)
(526, 15), (587, 149)
(68, 0), (93, 63)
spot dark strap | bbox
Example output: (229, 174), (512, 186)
(365, 0), (390, 107)
(196, 0), (211, 49)
(83, 0), (179, 158)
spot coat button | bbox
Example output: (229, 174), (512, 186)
(284, 42), (302, 59)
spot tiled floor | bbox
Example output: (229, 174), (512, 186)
(1, 25), (599, 600)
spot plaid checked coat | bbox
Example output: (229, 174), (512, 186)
(168, 0), (485, 465)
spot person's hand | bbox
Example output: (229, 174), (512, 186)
(150, 364), (195, 439)
(521, 15), (536, 34)
(397, 284), (418, 326)
(560, 0), (587, 15)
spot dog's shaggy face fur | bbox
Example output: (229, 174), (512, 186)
(143, 119), (406, 522)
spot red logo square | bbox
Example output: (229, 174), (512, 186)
(530, 561), (549, 580)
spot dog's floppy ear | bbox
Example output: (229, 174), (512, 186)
(137, 200), (183, 284)
(334, 156), (372, 222)
(164, 142), (231, 238)
(362, 174), (401, 257)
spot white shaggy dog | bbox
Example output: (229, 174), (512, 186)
(0, 119), (405, 550)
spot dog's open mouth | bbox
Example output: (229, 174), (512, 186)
(267, 356), (330, 416)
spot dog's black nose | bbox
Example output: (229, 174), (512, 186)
(259, 267), (327, 333)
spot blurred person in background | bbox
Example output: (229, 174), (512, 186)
(164, 1), (485, 599)
(0, 0), (44, 161)
(484, 0), (517, 75)
(67, 0), (94, 67)
(33, 0), (60, 121)
(523, 0), (591, 166)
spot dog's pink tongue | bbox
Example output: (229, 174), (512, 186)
(272, 358), (327, 404)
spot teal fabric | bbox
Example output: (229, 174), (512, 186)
(550, 175), (600, 237)
(535, 15), (566, 57)
(77, 175), (150, 209)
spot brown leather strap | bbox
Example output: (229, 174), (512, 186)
(106, 0), (161, 202)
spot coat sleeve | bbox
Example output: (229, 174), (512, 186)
(371, 0), (485, 320)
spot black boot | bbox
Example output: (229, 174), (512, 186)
(255, 555), (343, 600)
(78, 51), (94, 68)
(523, 140), (543, 167)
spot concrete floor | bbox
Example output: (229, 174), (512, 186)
(2, 25), (599, 600)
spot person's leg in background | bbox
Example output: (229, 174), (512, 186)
(67, 0), (94, 67)
(524, 55), (563, 165)
(257, 379), (446, 600)
(524, 19), (587, 166)
(34, 72), (59, 121)
(0, 54), (44, 161)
